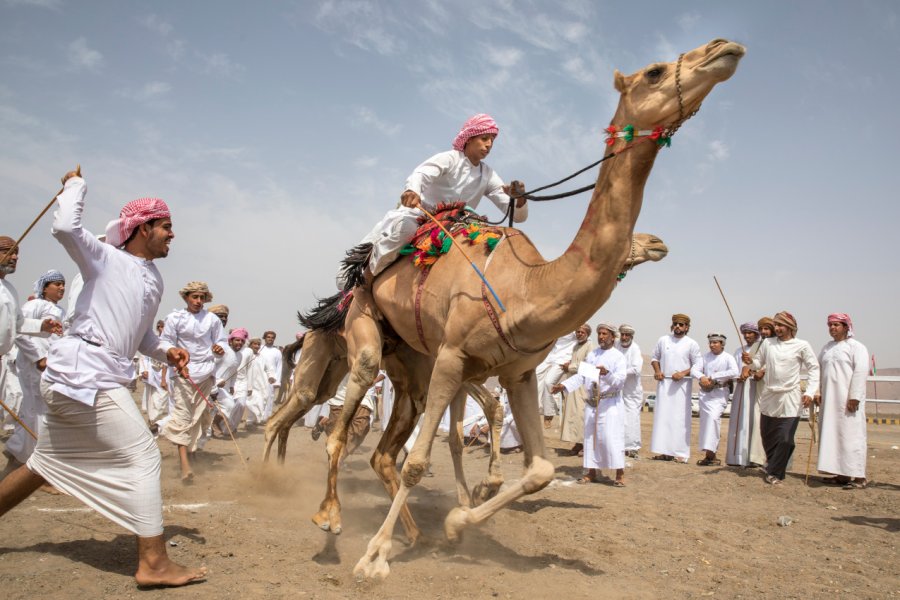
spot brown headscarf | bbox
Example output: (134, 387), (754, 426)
(773, 311), (797, 334)
(672, 313), (691, 326)
(179, 281), (213, 302)
(757, 317), (774, 332)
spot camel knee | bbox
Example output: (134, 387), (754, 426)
(521, 457), (555, 494)
(401, 460), (428, 487)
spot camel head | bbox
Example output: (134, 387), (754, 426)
(612, 38), (745, 132)
(623, 233), (668, 270)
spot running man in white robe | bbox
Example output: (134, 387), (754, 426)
(536, 331), (577, 428)
(555, 322), (627, 487)
(650, 313), (702, 463)
(616, 323), (643, 458)
(6, 270), (66, 467)
(160, 281), (226, 482)
(696, 333), (739, 466)
(725, 320), (766, 467)
(751, 311), (819, 485)
(0, 171), (205, 586)
(337, 113), (528, 290)
(211, 322), (246, 438)
(0, 237), (59, 444)
(259, 330), (281, 418)
(559, 324), (593, 456)
(243, 338), (271, 428)
(815, 313), (869, 488)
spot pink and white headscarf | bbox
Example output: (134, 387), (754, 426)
(229, 327), (249, 341)
(827, 313), (854, 337)
(105, 197), (171, 247)
(452, 113), (499, 152)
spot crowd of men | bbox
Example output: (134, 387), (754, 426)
(539, 312), (871, 489)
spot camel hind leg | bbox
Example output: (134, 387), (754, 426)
(369, 348), (430, 545)
(444, 369), (554, 542)
(262, 330), (346, 464)
(314, 291), (383, 536)
(462, 382), (505, 506)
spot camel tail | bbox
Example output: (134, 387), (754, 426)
(281, 337), (305, 372)
(298, 292), (350, 332)
(337, 242), (373, 292)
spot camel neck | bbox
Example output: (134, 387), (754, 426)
(524, 136), (660, 339)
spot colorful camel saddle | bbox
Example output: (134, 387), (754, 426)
(398, 202), (503, 268)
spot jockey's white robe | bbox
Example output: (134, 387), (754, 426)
(817, 337), (869, 479)
(616, 340), (644, 452)
(362, 149), (528, 275)
(27, 176), (174, 537)
(696, 350), (739, 453)
(726, 342), (766, 466)
(561, 346), (626, 470)
(650, 334), (702, 459)
(7, 298), (63, 462)
(242, 350), (272, 425)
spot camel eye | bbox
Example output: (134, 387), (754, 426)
(645, 66), (664, 82)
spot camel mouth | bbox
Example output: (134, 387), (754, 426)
(698, 42), (745, 74)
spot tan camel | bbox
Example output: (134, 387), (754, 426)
(262, 233), (668, 541)
(335, 38), (743, 580)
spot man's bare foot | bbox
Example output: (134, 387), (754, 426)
(40, 483), (64, 495)
(135, 559), (207, 588)
(181, 472), (194, 484)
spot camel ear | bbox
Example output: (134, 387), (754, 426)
(614, 69), (628, 93)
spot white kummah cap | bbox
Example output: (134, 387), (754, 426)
(707, 332), (727, 343)
(596, 322), (618, 337)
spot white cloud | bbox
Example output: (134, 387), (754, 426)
(678, 11), (701, 31)
(68, 37), (104, 72)
(313, 0), (404, 55)
(116, 81), (172, 107)
(355, 156), (378, 168)
(353, 107), (401, 136)
(3, 0), (60, 7)
(198, 52), (245, 78)
(707, 140), (729, 161)
(484, 44), (523, 69)
(140, 14), (173, 37)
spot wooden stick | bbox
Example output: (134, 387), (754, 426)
(0, 396), (37, 441)
(805, 405), (818, 485)
(0, 165), (80, 264)
(713, 276), (750, 460)
(418, 206), (506, 312)
(185, 374), (250, 470)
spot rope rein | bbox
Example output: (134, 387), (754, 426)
(491, 53), (699, 228)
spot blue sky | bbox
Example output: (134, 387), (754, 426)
(2, 1), (898, 367)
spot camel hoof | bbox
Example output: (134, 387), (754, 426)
(444, 506), (471, 543)
(353, 540), (392, 581)
(471, 481), (501, 507)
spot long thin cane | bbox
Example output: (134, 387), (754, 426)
(185, 374), (249, 470)
(0, 166), (79, 264)
(713, 276), (749, 459)
(0, 397), (37, 440)
(418, 206), (506, 313)
(804, 405), (818, 485)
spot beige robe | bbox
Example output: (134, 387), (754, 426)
(560, 340), (594, 443)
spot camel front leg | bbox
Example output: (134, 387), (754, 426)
(355, 350), (464, 581)
(444, 369), (554, 542)
(463, 382), (505, 506)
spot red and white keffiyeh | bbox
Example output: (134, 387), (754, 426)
(105, 197), (170, 247)
(452, 113), (499, 152)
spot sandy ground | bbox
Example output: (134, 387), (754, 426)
(1, 401), (898, 600)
